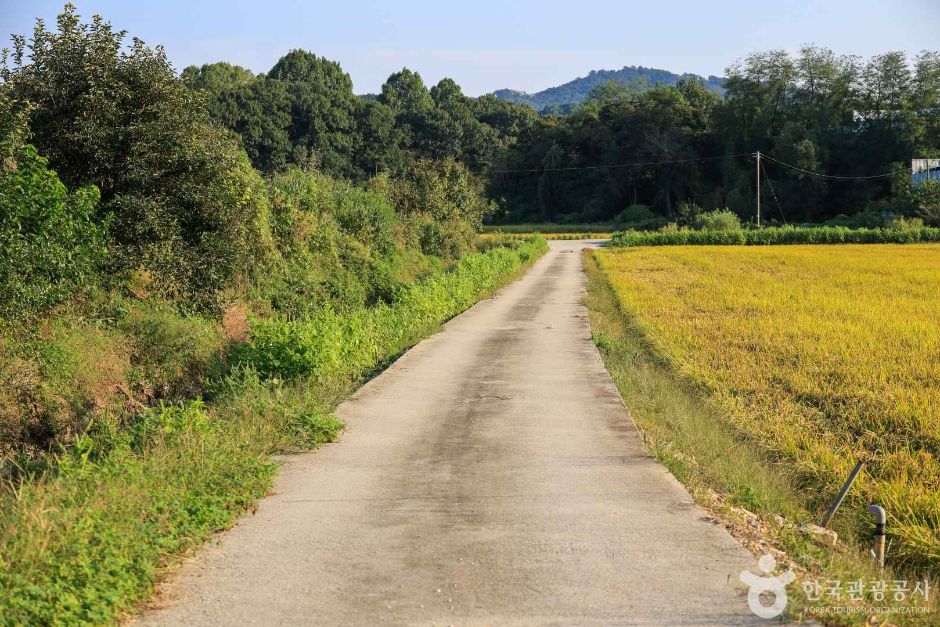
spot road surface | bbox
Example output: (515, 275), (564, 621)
(141, 240), (760, 626)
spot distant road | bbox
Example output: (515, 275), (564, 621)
(141, 240), (759, 626)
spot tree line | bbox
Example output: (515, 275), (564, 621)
(491, 47), (940, 226)
(181, 55), (537, 178)
(0, 5), (505, 319)
(3, 5), (939, 323)
(186, 44), (939, 227)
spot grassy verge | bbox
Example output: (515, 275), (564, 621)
(0, 237), (547, 625)
(583, 249), (936, 625)
(609, 225), (940, 246)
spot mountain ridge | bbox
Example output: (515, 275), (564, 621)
(492, 65), (724, 113)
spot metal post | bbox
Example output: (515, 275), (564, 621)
(820, 460), (866, 528)
(868, 505), (886, 569)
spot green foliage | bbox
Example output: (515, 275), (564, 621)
(0, 399), (278, 624)
(266, 50), (358, 174)
(911, 180), (940, 226)
(3, 5), (273, 306)
(693, 209), (742, 231)
(615, 204), (655, 224)
(0, 94), (30, 168)
(0, 138), (105, 319)
(609, 225), (940, 246)
(256, 168), (430, 316)
(119, 303), (225, 400)
(492, 46), (940, 225)
(385, 158), (495, 259)
(236, 237), (547, 381)
(187, 58), (535, 177)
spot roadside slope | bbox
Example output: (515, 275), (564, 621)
(141, 240), (758, 625)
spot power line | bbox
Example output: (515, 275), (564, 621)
(760, 158), (788, 225)
(761, 153), (906, 180)
(484, 153), (751, 175)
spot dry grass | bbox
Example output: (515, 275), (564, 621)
(593, 244), (940, 570)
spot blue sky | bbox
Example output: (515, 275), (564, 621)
(2, 1), (938, 96)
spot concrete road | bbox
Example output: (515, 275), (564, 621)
(141, 240), (761, 626)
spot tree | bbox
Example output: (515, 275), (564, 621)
(385, 158), (493, 258)
(352, 98), (408, 176)
(2, 5), (272, 305)
(268, 50), (358, 175)
(537, 143), (563, 220)
(181, 62), (256, 92)
(379, 68), (434, 115)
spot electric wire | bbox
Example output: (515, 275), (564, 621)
(484, 152), (751, 174)
(760, 153), (906, 180)
(760, 159), (788, 225)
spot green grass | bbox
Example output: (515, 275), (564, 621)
(582, 250), (937, 625)
(0, 237), (547, 625)
(609, 225), (940, 247)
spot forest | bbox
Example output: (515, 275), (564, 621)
(181, 44), (940, 227)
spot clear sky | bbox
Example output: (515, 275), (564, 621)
(2, 0), (938, 96)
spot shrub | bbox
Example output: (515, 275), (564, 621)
(911, 180), (940, 226)
(0, 322), (129, 464)
(693, 209), (742, 231)
(3, 7), (274, 307)
(676, 201), (703, 226)
(258, 168), (430, 316)
(609, 225), (940, 247)
(383, 158), (495, 259)
(0, 142), (105, 320)
(235, 237), (547, 381)
(120, 303), (225, 401)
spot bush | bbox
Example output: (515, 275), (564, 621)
(676, 201), (703, 226)
(3, 7), (274, 307)
(120, 303), (225, 401)
(0, 143), (105, 320)
(257, 168), (432, 316)
(0, 322), (130, 463)
(693, 209), (742, 231)
(911, 180), (940, 226)
(615, 204), (664, 230)
(609, 225), (940, 247)
(235, 237), (547, 381)
(382, 158), (494, 259)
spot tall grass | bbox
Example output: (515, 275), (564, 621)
(609, 225), (940, 247)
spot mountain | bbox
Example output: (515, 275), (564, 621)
(492, 65), (724, 113)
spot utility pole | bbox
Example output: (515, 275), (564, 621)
(755, 150), (761, 228)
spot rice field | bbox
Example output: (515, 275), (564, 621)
(593, 244), (940, 569)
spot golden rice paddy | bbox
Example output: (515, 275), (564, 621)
(594, 244), (940, 568)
